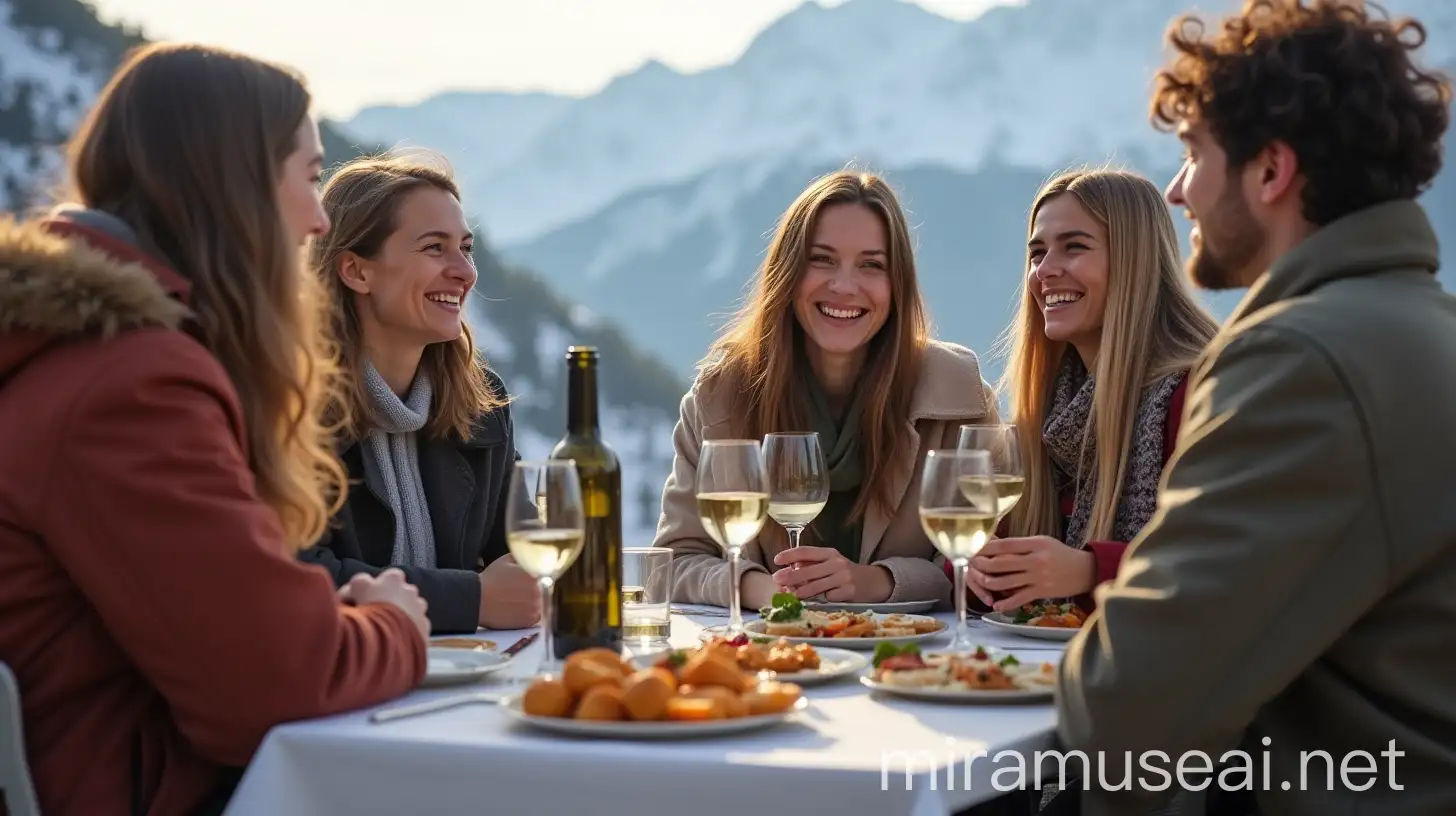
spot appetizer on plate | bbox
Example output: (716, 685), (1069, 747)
(869, 643), (1056, 692)
(1011, 602), (1086, 629)
(699, 635), (820, 673)
(757, 593), (942, 638)
(520, 645), (801, 723)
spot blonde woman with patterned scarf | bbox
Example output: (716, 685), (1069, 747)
(964, 168), (1218, 615)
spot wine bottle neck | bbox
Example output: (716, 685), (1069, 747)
(567, 363), (599, 435)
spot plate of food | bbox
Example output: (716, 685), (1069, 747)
(503, 646), (806, 738)
(981, 602), (1086, 642)
(713, 593), (946, 650)
(859, 643), (1057, 702)
(804, 599), (938, 614)
(658, 636), (868, 686)
(422, 647), (514, 688)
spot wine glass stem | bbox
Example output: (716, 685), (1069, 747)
(953, 559), (970, 642)
(728, 546), (744, 635)
(538, 576), (556, 674)
(787, 526), (802, 548)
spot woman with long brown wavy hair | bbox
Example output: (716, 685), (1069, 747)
(0, 43), (427, 816)
(963, 168), (1218, 614)
(654, 169), (999, 609)
(301, 153), (540, 634)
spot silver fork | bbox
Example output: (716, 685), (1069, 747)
(369, 690), (514, 724)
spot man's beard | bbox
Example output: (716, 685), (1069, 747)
(1188, 185), (1266, 291)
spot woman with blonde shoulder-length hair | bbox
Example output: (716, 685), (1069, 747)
(961, 167), (1219, 614)
(654, 169), (1000, 610)
(0, 43), (427, 816)
(299, 153), (541, 635)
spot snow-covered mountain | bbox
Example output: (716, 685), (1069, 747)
(346, 0), (1456, 247)
(0, 0), (686, 541)
(348, 0), (1456, 379)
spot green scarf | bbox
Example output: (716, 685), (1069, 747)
(804, 374), (865, 561)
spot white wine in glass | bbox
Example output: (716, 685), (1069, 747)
(697, 439), (769, 637)
(762, 432), (830, 546)
(505, 460), (585, 677)
(958, 424), (1025, 520)
(920, 449), (997, 653)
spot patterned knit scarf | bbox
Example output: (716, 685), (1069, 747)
(1041, 355), (1184, 548)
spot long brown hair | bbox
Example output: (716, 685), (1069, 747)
(311, 155), (501, 441)
(66, 42), (347, 549)
(1001, 168), (1218, 541)
(699, 169), (930, 533)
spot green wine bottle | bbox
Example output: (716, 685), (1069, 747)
(550, 346), (623, 657)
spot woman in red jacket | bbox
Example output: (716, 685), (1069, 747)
(961, 168), (1218, 614)
(0, 43), (427, 816)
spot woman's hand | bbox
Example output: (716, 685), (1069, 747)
(478, 555), (542, 629)
(968, 536), (1096, 612)
(771, 547), (892, 603)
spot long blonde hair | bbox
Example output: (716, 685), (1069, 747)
(311, 155), (503, 442)
(699, 169), (930, 531)
(1001, 168), (1218, 541)
(67, 42), (348, 550)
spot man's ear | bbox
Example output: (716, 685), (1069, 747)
(1253, 139), (1300, 206)
(338, 252), (370, 295)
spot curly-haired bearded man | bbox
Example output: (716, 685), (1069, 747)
(1050, 1), (1456, 814)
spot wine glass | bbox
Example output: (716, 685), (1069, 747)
(957, 424), (1024, 524)
(919, 449), (997, 653)
(762, 432), (830, 549)
(697, 439), (769, 637)
(505, 460), (585, 677)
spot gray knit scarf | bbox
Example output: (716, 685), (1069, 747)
(361, 361), (437, 568)
(1041, 355), (1184, 549)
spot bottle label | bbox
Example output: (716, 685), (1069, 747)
(584, 488), (612, 519)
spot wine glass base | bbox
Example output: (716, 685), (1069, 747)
(943, 628), (986, 654)
(699, 623), (746, 640)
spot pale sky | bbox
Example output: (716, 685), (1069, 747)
(87, 0), (1007, 119)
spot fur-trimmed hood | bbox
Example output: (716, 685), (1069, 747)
(0, 214), (190, 379)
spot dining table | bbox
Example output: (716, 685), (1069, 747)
(223, 607), (1069, 816)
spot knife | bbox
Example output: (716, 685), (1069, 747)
(501, 632), (538, 657)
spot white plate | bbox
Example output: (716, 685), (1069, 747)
(711, 614), (948, 650)
(981, 613), (1080, 642)
(804, 600), (938, 614)
(500, 694), (809, 738)
(631, 645), (868, 686)
(859, 674), (1053, 703)
(770, 647), (870, 685)
(422, 648), (515, 688)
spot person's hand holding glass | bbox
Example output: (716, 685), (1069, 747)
(958, 423), (1093, 610)
(504, 460), (585, 677)
(696, 439), (769, 637)
(762, 432), (830, 548)
(919, 449), (997, 653)
(761, 432), (830, 601)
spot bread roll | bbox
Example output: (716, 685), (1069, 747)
(677, 685), (747, 718)
(563, 655), (624, 696)
(621, 668), (675, 721)
(521, 678), (572, 717)
(741, 681), (802, 715)
(574, 684), (626, 720)
(680, 651), (748, 691)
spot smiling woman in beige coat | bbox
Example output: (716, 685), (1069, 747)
(652, 170), (999, 611)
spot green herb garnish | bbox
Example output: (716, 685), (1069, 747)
(664, 650), (688, 668)
(871, 641), (922, 667)
(998, 654), (1020, 667)
(759, 592), (804, 622)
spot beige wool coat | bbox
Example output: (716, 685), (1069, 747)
(652, 340), (1000, 609)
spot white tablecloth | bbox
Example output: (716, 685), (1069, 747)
(225, 612), (1065, 816)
